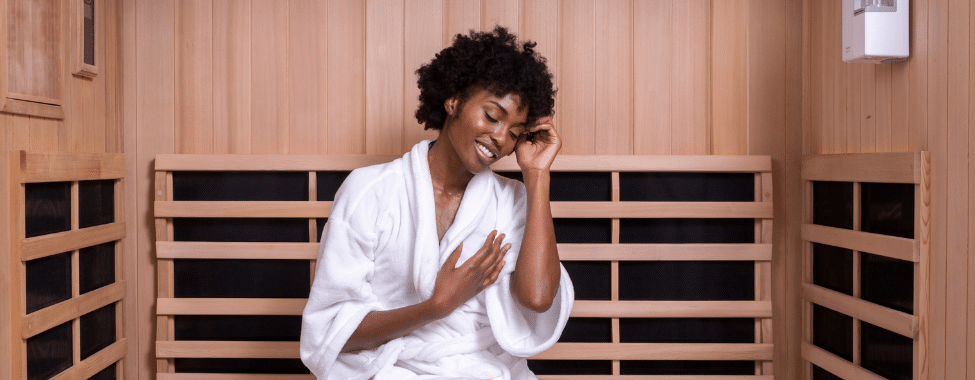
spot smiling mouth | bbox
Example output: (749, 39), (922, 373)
(476, 142), (497, 160)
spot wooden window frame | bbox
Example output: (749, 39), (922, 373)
(8, 151), (127, 380)
(800, 152), (931, 380)
(70, 0), (99, 78)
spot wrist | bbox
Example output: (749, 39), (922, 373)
(521, 168), (550, 183)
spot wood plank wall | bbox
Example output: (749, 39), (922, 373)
(802, 0), (971, 378)
(120, 0), (802, 379)
(0, 1), (129, 380)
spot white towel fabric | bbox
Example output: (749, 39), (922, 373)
(300, 140), (574, 380)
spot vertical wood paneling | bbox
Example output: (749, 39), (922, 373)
(593, 0), (631, 155)
(860, 65), (876, 153)
(175, 0), (213, 154)
(520, 0), (558, 122)
(120, 0), (142, 376)
(288, 0), (327, 155)
(928, 0), (949, 377)
(135, 0), (176, 374)
(403, 0), (443, 150)
(783, 0), (803, 377)
(969, 3), (975, 377)
(831, 0), (847, 154)
(444, 0), (479, 43)
(633, 0), (672, 154)
(212, 0), (252, 154)
(558, 0), (594, 154)
(847, 65), (861, 153)
(671, 0), (699, 154)
(365, 0), (405, 154)
(807, 0), (821, 155)
(890, 62), (909, 151)
(910, 0), (929, 151)
(0, 115), (9, 380)
(326, 0), (366, 154)
(875, 64), (892, 152)
(481, 0), (519, 33)
(945, 0), (968, 377)
(711, 0), (747, 155)
(251, 0), (289, 154)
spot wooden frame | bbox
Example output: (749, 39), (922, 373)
(800, 152), (930, 380)
(0, 0), (66, 119)
(8, 151), (126, 380)
(153, 154), (774, 379)
(70, 0), (99, 78)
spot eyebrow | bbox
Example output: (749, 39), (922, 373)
(488, 101), (509, 116)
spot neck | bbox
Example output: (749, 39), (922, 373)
(427, 136), (474, 193)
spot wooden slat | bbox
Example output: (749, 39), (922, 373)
(801, 342), (886, 380)
(801, 152), (921, 183)
(23, 282), (126, 339)
(551, 202), (772, 219)
(21, 222), (126, 261)
(156, 341), (299, 359)
(155, 242), (771, 261)
(530, 343), (773, 361)
(48, 339), (127, 380)
(155, 154), (773, 173)
(558, 244), (771, 261)
(801, 223), (917, 262)
(16, 151), (124, 183)
(154, 201), (331, 218)
(572, 300), (772, 319)
(156, 298), (306, 315)
(0, 98), (65, 120)
(158, 375), (314, 380)
(154, 201), (771, 219)
(155, 241), (318, 259)
(536, 377), (772, 380)
(802, 283), (917, 339)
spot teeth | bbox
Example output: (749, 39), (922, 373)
(477, 143), (496, 158)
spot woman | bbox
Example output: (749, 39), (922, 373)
(300, 26), (573, 380)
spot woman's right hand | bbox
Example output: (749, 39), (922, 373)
(429, 230), (509, 317)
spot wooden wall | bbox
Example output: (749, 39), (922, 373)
(122, 0), (802, 378)
(803, 0), (973, 378)
(0, 0), (129, 379)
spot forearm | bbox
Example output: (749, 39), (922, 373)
(341, 299), (444, 353)
(511, 169), (561, 312)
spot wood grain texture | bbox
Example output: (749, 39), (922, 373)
(633, 0), (672, 154)
(711, 0), (747, 155)
(557, 0), (594, 155)
(326, 0), (366, 154)
(402, 0), (443, 151)
(288, 0), (327, 155)
(593, 0), (632, 155)
(946, 0), (970, 377)
(175, 0), (213, 154)
(365, 0), (405, 154)
(928, 0), (949, 377)
(444, 0), (479, 42)
(251, 0), (290, 154)
(212, 0), (252, 154)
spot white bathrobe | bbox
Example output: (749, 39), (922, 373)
(300, 140), (574, 380)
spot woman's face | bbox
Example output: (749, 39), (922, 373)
(442, 89), (528, 173)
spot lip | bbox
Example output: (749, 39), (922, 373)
(475, 140), (499, 162)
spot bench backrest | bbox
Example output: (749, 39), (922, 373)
(154, 154), (774, 379)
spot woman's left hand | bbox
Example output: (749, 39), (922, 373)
(515, 116), (561, 173)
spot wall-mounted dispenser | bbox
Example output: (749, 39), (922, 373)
(843, 0), (909, 63)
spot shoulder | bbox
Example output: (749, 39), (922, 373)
(331, 158), (406, 219)
(492, 172), (528, 206)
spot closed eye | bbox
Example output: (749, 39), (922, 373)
(484, 111), (498, 123)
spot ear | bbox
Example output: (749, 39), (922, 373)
(444, 96), (460, 117)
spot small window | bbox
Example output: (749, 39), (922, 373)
(80, 241), (116, 294)
(25, 182), (71, 238)
(812, 181), (853, 230)
(80, 303), (116, 360)
(27, 321), (73, 380)
(813, 305), (853, 362)
(26, 252), (72, 314)
(79, 179), (114, 228)
(813, 243), (853, 296)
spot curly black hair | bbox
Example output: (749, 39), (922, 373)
(415, 26), (555, 131)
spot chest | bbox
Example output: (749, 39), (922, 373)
(433, 188), (464, 241)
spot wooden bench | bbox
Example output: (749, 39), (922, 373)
(153, 153), (774, 379)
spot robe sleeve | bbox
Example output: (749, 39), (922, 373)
(300, 169), (385, 378)
(483, 177), (575, 357)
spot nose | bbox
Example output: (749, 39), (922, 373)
(489, 124), (513, 148)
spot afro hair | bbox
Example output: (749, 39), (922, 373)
(414, 26), (556, 131)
